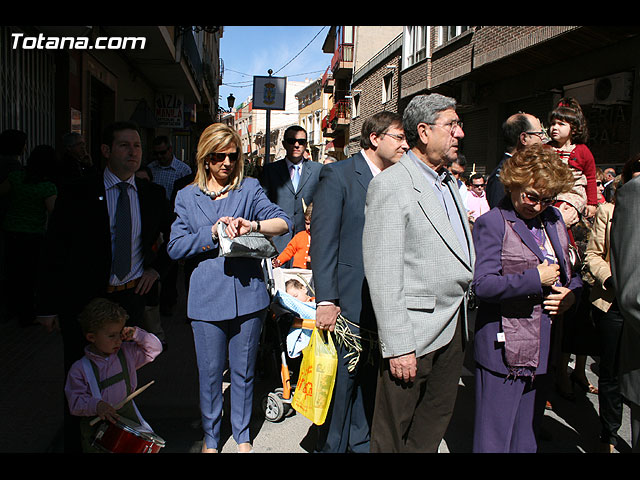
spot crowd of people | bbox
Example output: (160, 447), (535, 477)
(1, 90), (640, 455)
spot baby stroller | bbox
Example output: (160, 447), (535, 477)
(257, 262), (315, 422)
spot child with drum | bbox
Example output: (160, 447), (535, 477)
(64, 298), (163, 452)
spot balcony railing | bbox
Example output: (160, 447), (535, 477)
(321, 65), (334, 92)
(330, 43), (354, 73)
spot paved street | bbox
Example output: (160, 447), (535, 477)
(0, 265), (633, 454)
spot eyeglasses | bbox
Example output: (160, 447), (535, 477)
(525, 130), (549, 141)
(382, 132), (406, 142)
(521, 191), (556, 207)
(426, 119), (463, 134)
(284, 137), (308, 146)
(152, 149), (169, 156)
(207, 151), (239, 163)
(471, 183), (486, 189)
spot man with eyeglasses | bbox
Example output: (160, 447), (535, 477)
(486, 113), (547, 208)
(311, 111), (408, 453)
(363, 94), (474, 453)
(260, 125), (322, 257)
(466, 173), (490, 222)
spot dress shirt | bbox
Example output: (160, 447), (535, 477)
(360, 149), (382, 177)
(104, 168), (143, 286)
(285, 158), (303, 178)
(147, 156), (192, 200)
(466, 190), (490, 220)
(410, 151), (470, 264)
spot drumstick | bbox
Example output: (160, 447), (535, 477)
(89, 380), (155, 426)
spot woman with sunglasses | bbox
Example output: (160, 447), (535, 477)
(167, 123), (291, 453)
(471, 144), (582, 452)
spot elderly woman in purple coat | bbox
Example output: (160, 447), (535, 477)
(471, 144), (582, 453)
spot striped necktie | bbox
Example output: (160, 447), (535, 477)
(112, 182), (132, 280)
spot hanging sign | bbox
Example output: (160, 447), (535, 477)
(253, 75), (286, 110)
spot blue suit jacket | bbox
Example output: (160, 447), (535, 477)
(472, 200), (582, 375)
(260, 158), (322, 253)
(167, 177), (291, 322)
(310, 152), (375, 328)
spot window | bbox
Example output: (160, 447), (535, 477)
(403, 26), (429, 69)
(438, 26), (470, 46)
(352, 93), (360, 118)
(382, 73), (393, 104)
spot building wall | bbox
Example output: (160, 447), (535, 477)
(397, 26), (640, 173)
(349, 45), (402, 156)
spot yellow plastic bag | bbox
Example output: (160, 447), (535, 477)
(292, 328), (338, 425)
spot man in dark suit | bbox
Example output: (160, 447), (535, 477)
(611, 170), (640, 452)
(38, 120), (169, 369)
(37, 121), (169, 451)
(259, 126), (322, 257)
(486, 112), (546, 208)
(310, 111), (408, 452)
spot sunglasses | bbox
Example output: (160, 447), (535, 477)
(284, 137), (307, 146)
(521, 191), (556, 208)
(207, 151), (239, 163)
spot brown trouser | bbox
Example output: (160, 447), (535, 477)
(370, 317), (464, 453)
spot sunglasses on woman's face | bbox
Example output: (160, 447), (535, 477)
(207, 151), (239, 163)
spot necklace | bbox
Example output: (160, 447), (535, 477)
(201, 183), (231, 199)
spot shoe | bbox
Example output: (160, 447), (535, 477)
(570, 372), (598, 395)
(238, 442), (254, 453)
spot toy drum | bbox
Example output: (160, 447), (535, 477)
(93, 416), (165, 453)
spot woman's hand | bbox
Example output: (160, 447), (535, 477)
(543, 285), (576, 316)
(224, 217), (252, 238)
(537, 259), (560, 287)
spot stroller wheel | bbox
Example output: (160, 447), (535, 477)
(262, 391), (286, 422)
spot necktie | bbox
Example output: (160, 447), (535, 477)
(292, 164), (301, 192)
(112, 182), (132, 280)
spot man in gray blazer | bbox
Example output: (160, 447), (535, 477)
(259, 126), (322, 256)
(610, 171), (640, 452)
(363, 94), (474, 452)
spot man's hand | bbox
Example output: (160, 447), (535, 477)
(35, 315), (59, 333)
(389, 352), (417, 383)
(315, 303), (340, 332)
(135, 268), (160, 295)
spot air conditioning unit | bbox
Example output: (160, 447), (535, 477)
(563, 72), (633, 106)
(593, 73), (633, 105)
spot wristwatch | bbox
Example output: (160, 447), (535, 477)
(255, 220), (261, 232)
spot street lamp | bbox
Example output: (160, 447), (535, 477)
(227, 93), (235, 110)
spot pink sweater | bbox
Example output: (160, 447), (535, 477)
(65, 328), (162, 417)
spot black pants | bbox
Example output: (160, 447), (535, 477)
(593, 303), (624, 446)
(370, 318), (464, 453)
